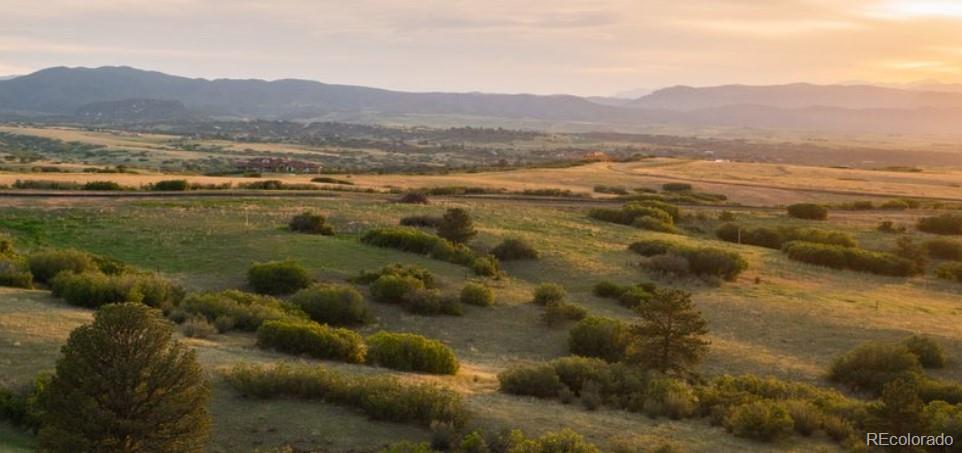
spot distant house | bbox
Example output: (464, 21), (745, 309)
(582, 151), (611, 161)
(239, 157), (322, 174)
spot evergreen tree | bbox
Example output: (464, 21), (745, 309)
(867, 377), (928, 440)
(437, 208), (477, 244)
(629, 289), (709, 373)
(39, 303), (211, 452)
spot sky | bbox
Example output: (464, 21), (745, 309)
(1, 0), (962, 96)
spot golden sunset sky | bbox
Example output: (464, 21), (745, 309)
(1, 0), (961, 95)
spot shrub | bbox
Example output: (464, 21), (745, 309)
(471, 256), (501, 277)
(902, 335), (946, 369)
(550, 356), (608, 394)
(0, 257), (32, 288)
(370, 274), (425, 304)
(27, 249), (98, 283)
(51, 271), (184, 311)
(491, 238), (539, 261)
(520, 428), (601, 453)
(630, 241), (747, 281)
(398, 192), (429, 204)
(828, 341), (921, 394)
(542, 301), (587, 326)
(593, 185), (629, 195)
(880, 199), (911, 210)
(716, 224), (856, 249)
(645, 254), (691, 277)
(532, 283), (566, 305)
(400, 215), (443, 228)
(366, 331), (459, 375)
(150, 179), (189, 191)
(460, 283), (494, 306)
(437, 208), (477, 244)
(256, 319), (366, 363)
(925, 238), (962, 260)
(288, 211), (335, 235)
(178, 290), (306, 331)
(290, 284), (370, 326)
(631, 216), (679, 234)
(353, 263), (437, 288)
(783, 400), (822, 436)
(592, 281), (628, 299)
(247, 260), (313, 295)
(662, 183), (692, 192)
(781, 241), (917, 276)
(39, 303), (210, 451)
(0, 374), (47, 433)
(644, 378), (697, 419)
(786, 203), (828, 220)
(311, 176), (353, 185)
(725, 400), (794, 441)
(878, 221), (905, 234)
(224, 363), (466, 427)
(568, 316), (631, 362)
(82, 181), (123, 191)
(402, 288), (463, 316)
(498, 365), (563, 398)
(936, 262), (962, 282)
(180, 316), (217, 338)
(918, 214), (962, 235)
(617, 287), (655, 309)
(361, 227), (483, 270)
(589, 202), (678, 229)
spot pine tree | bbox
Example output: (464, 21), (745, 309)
(437, 208), (477, 244)
(39, 303), (211, 452)
(629, 289), (709, 373)
(867, 377), (928, 438)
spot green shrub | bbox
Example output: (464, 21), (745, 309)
(786, 203), (828, 220)
(542, 301), (587, 326)
(936, 262), (962, 282)
(402, 288), (462, 316)
(924, 238), (962, 260)
(180, 316), (217, 338)
(924, 401), (962, 445)
(662, 183), (692, 192)
(524, 428), (601, 453)
(725, 400), (794, 441)
(589, 201), (678, 229)
(27, 249), (98, 283)
(150, 179), (189, 191)
(828, 341), (922, 394)
(400, 215), (443, 228)
(783, 400), (823, 436)
(902, 335), (946, 369)
(918, 214), (962, 235)
(716, 224), (856, 249)
(550, 356), (608, 394)
(592, 281), (628, 299)
(224, 363), (466, 427)
(568, 316), (631, 363)
(617, 287), (655, 309)
(0, 374), (48, 433)
(256, 320), (366, 363)
(436, 208), (477, 244)
(532, 283), (566, 305)
(919, 379), (962, 404)
(498, 365), (563, 398)
(370, 274), (425, 304)
(290, 284), (370, 326)
(470, 256), (501, 277)
(643, 255), (691, 278)
(353, 263), (437, 288)
(361, 227), (486, 271)
(366, 331), (459, 375)
(178, 290), (306, 331)
(643, 377), (697, 419)
(82, 181), (123, 191)
(629, 240), (747, 281)
(247, 260), (313, 295)
(631, 216), (679, 234)
(50, 271), (183, 310)
(288, 211), (335, 235)
(0, 257), (33, 288)
(380, 441), (433, 453)
(460, 283), (494, 306)
(491, 238), (539, 261)
(782, 241), (917, 276)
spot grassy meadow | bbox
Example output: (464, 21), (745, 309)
(2, 173), (962, 451)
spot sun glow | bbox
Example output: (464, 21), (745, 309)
(882, 0), (962, 18)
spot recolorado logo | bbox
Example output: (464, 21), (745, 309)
(866, 433), (954, 447)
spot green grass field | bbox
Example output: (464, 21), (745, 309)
(1, 192), (961, 451)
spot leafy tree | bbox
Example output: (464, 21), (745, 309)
(39, 303), (211, 452)
(437, 208), (477, 244)
(628, 289), (709, 373)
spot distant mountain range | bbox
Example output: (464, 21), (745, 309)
(3, 66), (962, 136)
